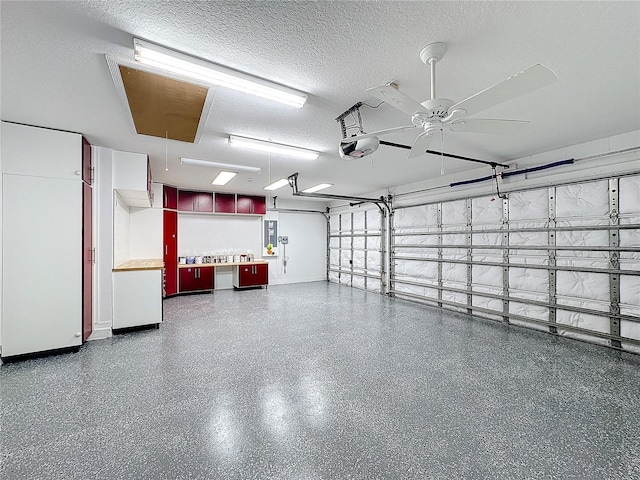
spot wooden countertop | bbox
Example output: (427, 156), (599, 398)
(178, 260), (268, 268)
(113, 258), (164, 272)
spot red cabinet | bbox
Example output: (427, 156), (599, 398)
(82, 137), (92, 186)
(82, 181), (92, 342)
(237, 195), (266, 215)
(163, 185), (177, 209)
(215, 193), (236, 213)
(163, 210), (178, 296)
(178, 190), (213, 212)
(234, 263), (268, 288)
(179, 266), (214, 293)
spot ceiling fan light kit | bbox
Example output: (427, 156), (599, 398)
(342, 41), (558, 159)
(133, 38), (307, 108)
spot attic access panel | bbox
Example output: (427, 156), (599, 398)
(118, 66), (207, 143)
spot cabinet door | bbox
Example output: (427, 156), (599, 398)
(82, 137), (92, 186)
(254, 263), (269, 286)
(196, 267), (215, 290)
(215, 193), (236, 213)
(83, 182), (93, 342)
(238, 265), (254, 286)
(236, 195), (252, 214)
(178, 190), (196, 211)
(237, 195), (266, 214)
(2, 175), (82, 357)
(196, 192), (213, 212)
(164, 185), (177, 209)
(252, 196), (267, 214)
(179, 268), (197, 292)
(163, 210), (178, 296)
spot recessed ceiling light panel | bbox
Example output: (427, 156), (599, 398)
(302, 183), (333, 193)
(263, 178), (290, 191)
(212, 171), (237, 185)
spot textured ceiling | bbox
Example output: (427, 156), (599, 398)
(2, 1), (639, 199)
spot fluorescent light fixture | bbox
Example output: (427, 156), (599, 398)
(212, 171), (237, 186)
(180, 158), (261, 174)
(302, 183), (333, 193)
(263, 178), (290, 191)
(228, 135), (319, 160)
(134, 38), (307, 108)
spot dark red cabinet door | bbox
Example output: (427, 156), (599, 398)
(178, 190), (196, 211)
(254, 263), (268, 285)
(163, 210), (178, 296)
(179, 268), (197, 292)
(237, 195), (266, 214)
(82, 137), (92, 186)
(252, 196), (267, 214)
(197, 267), (214, 290)
(238, 265), (254, 286)
(236, 196), (252, 214)
(164, 186), (177, 209)
(196, 192), (213, 212)
(215, 193), (236, 213)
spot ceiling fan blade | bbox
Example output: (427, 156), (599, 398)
(408, 130), (436, 158)
(449, 118), (529, 134)
(365, 84), (425, 116)
(449, 64), (558, 117)
(340, 125), (418, 143)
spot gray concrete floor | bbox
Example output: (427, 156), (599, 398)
(1, 281), (639, 479)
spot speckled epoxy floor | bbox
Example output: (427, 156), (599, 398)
(1, 282), (639, 479)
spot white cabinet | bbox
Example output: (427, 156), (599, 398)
(1, 123), (85, 358)
(1, 122), (82, 180)
(112, 269), (163, 329)
(112, 150), (152, 207)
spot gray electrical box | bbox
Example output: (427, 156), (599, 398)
(279, 236), (288, 244)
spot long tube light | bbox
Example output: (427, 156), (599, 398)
(180, 157), (261, 173)
(228, 135), (319, 160)
(134, 39), (307, 108)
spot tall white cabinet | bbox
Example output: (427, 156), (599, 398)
(1, 122), (92, 359)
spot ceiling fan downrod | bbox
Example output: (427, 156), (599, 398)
(419, 42), (447, 101)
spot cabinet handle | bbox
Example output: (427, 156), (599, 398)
(165, 245), (168, 255)
(90, 248), (95, 264)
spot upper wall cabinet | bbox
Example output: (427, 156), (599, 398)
(178, 190), (213, 212)
(163, 185), (178, 209)
(214, 193), (236, 213)
(1, 122), (82, 180)
(112, 150), (152, 207)
(237, 195), (267, 215)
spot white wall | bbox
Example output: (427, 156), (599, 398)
(178, 214), (262, 257)
(130, 207), (162, 259)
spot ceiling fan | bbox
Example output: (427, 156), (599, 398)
(340, 42), (558, 159)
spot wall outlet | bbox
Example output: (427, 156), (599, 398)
(279, 236), (289, 244)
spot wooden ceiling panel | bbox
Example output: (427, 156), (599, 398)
(119, 66), (208, 143)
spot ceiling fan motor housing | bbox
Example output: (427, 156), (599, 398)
(412, 98), (455, 125)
